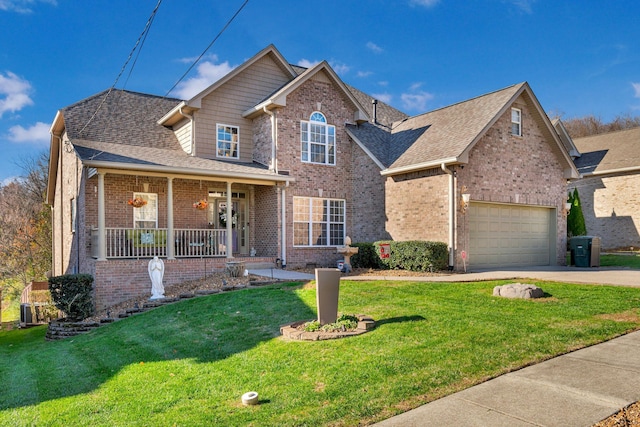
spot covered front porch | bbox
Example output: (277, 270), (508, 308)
(89, 168), (291, 262)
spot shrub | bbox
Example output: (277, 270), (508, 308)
(567, 188), (587, 237)
(350, 242), (384, 269)
(374, 240), (448, 272)
(48, 274), (95, 321)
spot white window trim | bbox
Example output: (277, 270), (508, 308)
(511, 107), (522, 137)
(301, 112), (336, 166)
(216, 123), (240, 159)
(293, 196), (345, 247)
(132, 192), (158, 229)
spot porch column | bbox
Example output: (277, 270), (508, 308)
(225, 181), (233, 258)
(167, 177), (175, 260)
(97, 171), (106, 261)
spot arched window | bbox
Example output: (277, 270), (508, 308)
(300, 112), (336, 165)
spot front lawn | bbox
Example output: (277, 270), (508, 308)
(600, 253), (640, 269)
(1, 279), (639, 426)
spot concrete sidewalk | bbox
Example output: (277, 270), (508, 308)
(373, 330), (640, 426)
(248, 268), (314, 281)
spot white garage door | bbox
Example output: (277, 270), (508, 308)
(468, 203), (553, 269)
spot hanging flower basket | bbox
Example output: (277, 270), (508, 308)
(127, 197), (147, 208)
(193, 199), (209, 210)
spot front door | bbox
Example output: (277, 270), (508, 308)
(211, 198), (247, 255)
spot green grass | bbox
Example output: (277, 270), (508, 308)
(1, 280), (640, 426)
(600, 253), (640, 269)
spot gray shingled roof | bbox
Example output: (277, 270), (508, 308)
(572, 126), (640, 175)
(348, 83), (525, 169)
(63, 89), (280, 179)
(63, 89), (180, 150)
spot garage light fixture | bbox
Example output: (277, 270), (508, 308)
(461, 193), (471, 213)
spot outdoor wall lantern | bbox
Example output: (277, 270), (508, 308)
(461, 193), (471, 212)
(564, 202), (572, 216)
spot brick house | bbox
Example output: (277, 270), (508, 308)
(47, 45), (578, 310)
(568, 127), (640, 250)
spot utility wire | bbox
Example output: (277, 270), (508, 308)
(165, 0), (250, 97)
(78, 0), (163, 137)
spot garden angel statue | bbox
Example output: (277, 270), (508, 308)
(148, 256), (165, 299)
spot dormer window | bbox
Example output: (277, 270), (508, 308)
(511, 108), (522, 137)
(301, 112), (335, 165)
(217, 124), (239, 159)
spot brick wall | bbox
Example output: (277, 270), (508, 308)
(350, 142), (390, 242)
(569, 172), (640, 250)
(92, 256), (274, 310)
(385, 169), (450, 242)
(263, 73), (360, 268)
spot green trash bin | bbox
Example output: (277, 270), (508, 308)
(569, 236), (598, 267)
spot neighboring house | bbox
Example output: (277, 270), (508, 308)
(47, 45), (578, 310)
(569, 127), (640, 250)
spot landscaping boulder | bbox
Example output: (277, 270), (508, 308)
(493, 283), (544, 299)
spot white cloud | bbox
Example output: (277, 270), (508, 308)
(0, 0), (56, 14)
(372, 93), (393, 104)
(1, 176), (22, 186)
(507, 0), (536, 14)
(632, 82), (640, 98)
(297, 59), (320, 69)
(401, 90), (434, 112)
(366, 42), (383, 54)
(357, 71), (373, 78)
(409, 0), (440, 7)
(172, 59), (235, 99)
(7, 121), (50, 145)
(330, 61), (350, 75)
(0, 71), (33, 117)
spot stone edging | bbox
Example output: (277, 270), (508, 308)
(280, 315), (375, 341)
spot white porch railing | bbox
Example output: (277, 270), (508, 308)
(91, 228), (228, 259)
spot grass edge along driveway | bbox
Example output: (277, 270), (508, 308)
(1, 279), (639, 427)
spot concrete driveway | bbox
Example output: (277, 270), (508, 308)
(347, 265), (640, 288)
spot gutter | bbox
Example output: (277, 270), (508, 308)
(84, 161), (293, 185)
(381, 157), (459, 176)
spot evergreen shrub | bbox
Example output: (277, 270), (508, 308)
(374, 240), (448, 272)
(48, 274), (94, 321)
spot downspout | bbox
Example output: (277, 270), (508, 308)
(281, 182), (288, 268)
(441, 163), (455, 269)
(178, 107), (195, 155)
(263, 106), (277, 173)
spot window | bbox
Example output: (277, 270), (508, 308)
(217, 124), (239, 158)
(293, 197), (345, 246)
(511, 108), (522, 136)
(301, 112), (335, 165)
(133, 193), (158, 229)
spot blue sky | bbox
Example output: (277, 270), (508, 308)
(1, 0), (639, 184)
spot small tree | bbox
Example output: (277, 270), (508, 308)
(567, 188), (587, 237)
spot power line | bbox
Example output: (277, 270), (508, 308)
(78, 0), (163, 137)
(165, 0), (250, 97)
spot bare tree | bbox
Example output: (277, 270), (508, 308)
(0, 152), (51, 294)
(560, 114), (640, 138)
